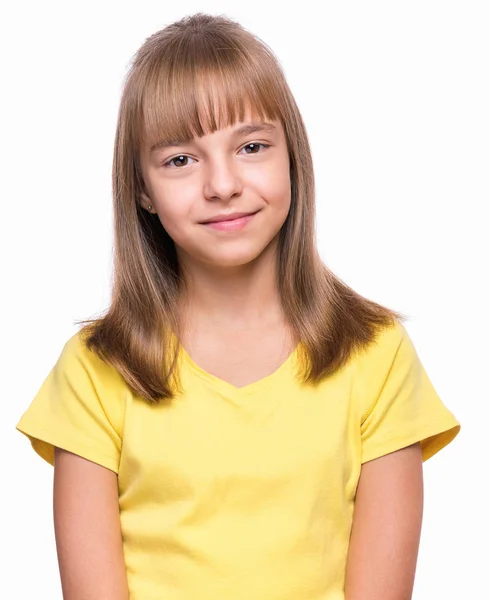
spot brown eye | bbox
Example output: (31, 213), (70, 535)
(164, 155), (195, 168)
(241, 143), (269, 155)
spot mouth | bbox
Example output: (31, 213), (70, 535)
(200, 210), (259, 224)
(200, 211), (259, 231)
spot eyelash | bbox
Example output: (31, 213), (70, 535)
(162, 142), (271, 168)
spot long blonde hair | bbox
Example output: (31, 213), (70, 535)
(76, 12), (406, 404)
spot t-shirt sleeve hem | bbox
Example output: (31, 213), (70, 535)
(16, 421), (120, 474)
(361, 418), (461, 464)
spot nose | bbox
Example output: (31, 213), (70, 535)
(203, 156), (243, 201)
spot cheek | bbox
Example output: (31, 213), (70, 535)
(152, 189), (194, 241)
(264, 164), (292, 213)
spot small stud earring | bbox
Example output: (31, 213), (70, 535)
(147, 204), (152, 211)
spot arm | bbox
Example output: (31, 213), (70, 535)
(345, 442), (424, 600)
(53, 447), (130, 600)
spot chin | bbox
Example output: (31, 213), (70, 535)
(202, 245), (269, 268)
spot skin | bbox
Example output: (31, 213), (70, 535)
(53, 448), (129, 599)
(345, 442), (424, 599)
(138, 110), (292, 332)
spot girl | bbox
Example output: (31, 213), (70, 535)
(16, 12), (461, 600)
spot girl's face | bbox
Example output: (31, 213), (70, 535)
(138, 112), (291, 270)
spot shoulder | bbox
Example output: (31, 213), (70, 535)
(49, 330), (130, 426)
(58, 329), (127, 390)
(352, 320), (418, 412)
(355, 319), (409, 373)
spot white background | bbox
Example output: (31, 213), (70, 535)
(2, 1), (487, 598)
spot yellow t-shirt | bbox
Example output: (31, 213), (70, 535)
(16, 320), (460, 599)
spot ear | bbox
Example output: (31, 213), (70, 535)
(139, 190), (155, 213)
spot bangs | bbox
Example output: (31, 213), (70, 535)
(134, 51), (283, 155)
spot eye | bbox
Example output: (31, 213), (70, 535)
(239, 142), (270, 155)
(162, 143), (270, 168)
(163, 155), (195, 168)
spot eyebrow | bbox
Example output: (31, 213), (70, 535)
(149, 122), (277, 154)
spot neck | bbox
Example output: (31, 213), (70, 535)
(177, 240), (285, 331)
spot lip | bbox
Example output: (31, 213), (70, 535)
(201, 211), (258, 232)
(200, 211), (258, 224)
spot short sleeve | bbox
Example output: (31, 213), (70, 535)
(15, 332), (126, 473)
(359, 321), (461, 464)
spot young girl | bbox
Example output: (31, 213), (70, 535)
(16, 12), (461, 600)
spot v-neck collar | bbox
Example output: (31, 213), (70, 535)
(176, 336), (301, 399)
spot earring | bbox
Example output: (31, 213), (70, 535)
(147, 204), (152, 211)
